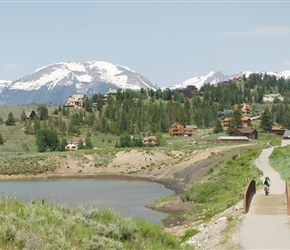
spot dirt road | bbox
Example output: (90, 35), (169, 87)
(238, 146), (290, 249)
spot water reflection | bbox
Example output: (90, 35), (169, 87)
(0, 179), (174, 225)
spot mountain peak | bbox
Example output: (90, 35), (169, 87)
(0, 61), (157, 105)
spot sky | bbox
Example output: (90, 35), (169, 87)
(0, 1), (290, 88)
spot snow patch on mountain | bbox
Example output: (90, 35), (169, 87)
(172, 71), (231, 90)
(173, 69), (290, 90)
(0, 80), (12, 92)
(277, 70), (290, 79)
(8, 61), (156, 93)
(11, 66), (75, 91)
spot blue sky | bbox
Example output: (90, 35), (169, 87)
(0, 1), (290, 87)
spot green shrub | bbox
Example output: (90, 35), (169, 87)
(0, 199), (190, 250)
(181, 228), (200, 243)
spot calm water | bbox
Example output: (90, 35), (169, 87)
(0, 179), (174, 225)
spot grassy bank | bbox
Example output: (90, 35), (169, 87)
(0, 196), (194, 250)
(269, 144), (290, 180)
(180, 146), (264, 221)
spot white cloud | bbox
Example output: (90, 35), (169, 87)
(216, 26), (290, 37)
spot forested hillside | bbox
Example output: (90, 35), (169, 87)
(1, 72), (290, 145)
(84, 73), (290, 134)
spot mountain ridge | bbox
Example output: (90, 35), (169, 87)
(0, 61), (157, 105)
(0, 61), (290, 105)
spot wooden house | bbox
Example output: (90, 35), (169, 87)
(222, 117), (252, 127)
(184, 125), (198, 136)
(25, 110), (37, 119)
(72, 137), (86, 146)
(65, 143), (78, 151)
(170, 123), (184, 136)
(222, 117), (232, 127)
(66, 94), (87, 108)
(143, 136), (157, 147)
(231, 75), (243, 81)
(234, 103), (252, 114)
(271, 126), (286, 135)
(241, 117), (251, 127)
(172, 85), (197, 98)
(233, 128), (258, 140)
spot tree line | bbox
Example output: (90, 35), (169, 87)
(1, 73), (290, 150)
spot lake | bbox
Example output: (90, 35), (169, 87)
(0, 178), (175, 225)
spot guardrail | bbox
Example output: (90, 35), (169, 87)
(243, 180), (256, 214)
(286, 181), (290, 216)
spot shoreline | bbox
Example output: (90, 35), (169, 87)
(0, 173), (187, 194)
(0, 173), (188, 227)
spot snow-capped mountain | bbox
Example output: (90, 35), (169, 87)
(0, 61), (157, 105)
(170, 70), (290, 90)
(1, 62), (290, 105)
(171, 71), (231, 90)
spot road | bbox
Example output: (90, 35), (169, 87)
(238, 144), (290, 249)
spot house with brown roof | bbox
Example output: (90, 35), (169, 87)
(172, 85), (198, 98)
(66, 137), (86, 150)
(271, 126), (286, 135)
(184, 125), (198, 136)
(231, 76), (243, 81)
(66, 94), (87, 108)
(142, 136), (157, 147)
(170, 123), (184, 136)
(241, 117), (251, 127)
(25, 110), (37, 119)
(233, 127), (258, 140)
(222, 117), (252, 127)
(222, 117), (232, 127)
(71, 137), (86, 146)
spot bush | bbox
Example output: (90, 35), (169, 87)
(181, 228), (200, 243)
(36, 129), (59, 152)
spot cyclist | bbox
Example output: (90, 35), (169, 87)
(263, 176), (271, 195)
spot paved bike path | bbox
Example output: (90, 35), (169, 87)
(238, 146), (290, 249)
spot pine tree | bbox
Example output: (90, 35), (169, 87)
(231, 108), (243, 127)
(37, 105), (49, 120)
(59, 138), (67, 152)
(260, 107), (273, 132)
(78, 139), (84, 150)
(5, 112), (16, 126)
(227, 108), (242, 135)
(85, 136), (93, 149)
(213, 119), (223, 134)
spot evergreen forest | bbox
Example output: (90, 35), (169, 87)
(2, 72), (290, 152)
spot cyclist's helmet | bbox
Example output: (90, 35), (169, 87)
(266, 177), (270, 180)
